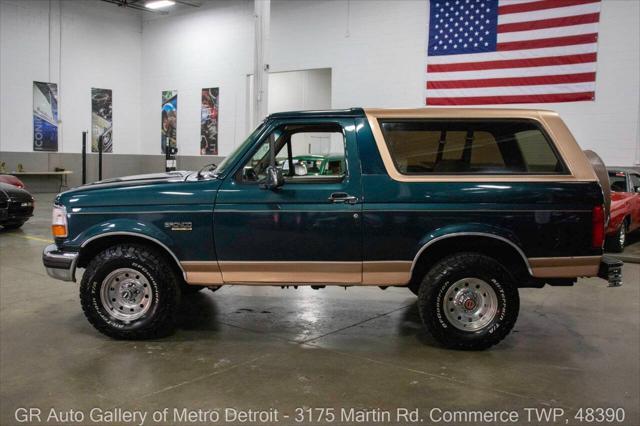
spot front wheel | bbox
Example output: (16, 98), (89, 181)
(417, 253), (519, 350)
(80, 244), (181, 339)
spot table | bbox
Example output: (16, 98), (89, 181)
(11, 171), (74, 193)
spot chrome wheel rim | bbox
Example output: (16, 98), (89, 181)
(99, 268), (153, 322)
(443, 278), (498, 331)
(619, 225), (626, 247)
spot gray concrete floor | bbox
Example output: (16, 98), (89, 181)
(1, 194), (639, 426)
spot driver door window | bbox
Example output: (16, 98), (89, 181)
(240, 123), (346, 183)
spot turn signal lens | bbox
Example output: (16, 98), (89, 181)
(51, 205), (68, 238)
(592, 205), (605, 249)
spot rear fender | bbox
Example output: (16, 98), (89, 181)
(412, 223), (531, 274)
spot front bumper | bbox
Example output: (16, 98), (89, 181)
(43, 244), (78, 282)
(598, 255), (623, 287)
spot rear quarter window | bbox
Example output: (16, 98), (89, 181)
(379, 119), (567, 175)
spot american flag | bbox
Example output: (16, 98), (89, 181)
(425, 0), (601, 105)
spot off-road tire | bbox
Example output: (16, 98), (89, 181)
(606, 222), (626, 253)
(417, 252), (519, 350)
(80, 244), (181, 339)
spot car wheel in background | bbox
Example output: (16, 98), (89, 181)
(607, 222), (627, 253)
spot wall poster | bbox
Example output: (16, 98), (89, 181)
(200, 87), (219, 155)
(161, 90), (178, 154)
(91, 88), (113, 153)
(32, 81), (58, 152)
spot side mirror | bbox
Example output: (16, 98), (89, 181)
(635, 186), (640, 193)
(262, 165), (284, 190)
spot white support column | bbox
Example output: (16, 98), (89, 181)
(253, 0), (270, 126)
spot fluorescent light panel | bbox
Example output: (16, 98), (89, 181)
(145, 0), (176, 9)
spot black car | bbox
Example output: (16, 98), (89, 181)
(0, 183), (34, 229)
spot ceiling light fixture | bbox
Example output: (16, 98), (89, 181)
(144, 0), (176, 9)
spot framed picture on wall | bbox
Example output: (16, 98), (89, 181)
(32, 81), (58, 152)
(91, 88), (113, 153)
(161, 90), (178, 154)
(200, 87), (219, 155)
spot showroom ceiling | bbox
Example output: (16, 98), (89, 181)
(101, 0), (201, 15)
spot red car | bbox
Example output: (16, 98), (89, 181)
(0, 174), (25, 189)
(606, 168), (640, 252)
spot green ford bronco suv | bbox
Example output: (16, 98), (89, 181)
(43, 108), (622, 350)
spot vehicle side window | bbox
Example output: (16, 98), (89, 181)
(515, 129), (561, 172)
(379, 119), (566, 175)
(630, 173), (640, 192)
(240, 123), (346, 183)
(609, 171), (628, 192)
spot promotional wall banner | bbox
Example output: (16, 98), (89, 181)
(200, 87), (219, 155)
(161, 90), (178, 154)
(32, 81), (58, 151)
(91, 88), (113, 153)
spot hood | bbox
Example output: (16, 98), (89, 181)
(65, 171), (192, 194)
(55, 170), (221, 208)
(0, 183), (34, 202)
(0, 174), (25, 188)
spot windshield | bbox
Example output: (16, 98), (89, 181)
(213, 123), (266, 176)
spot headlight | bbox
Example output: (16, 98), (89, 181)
(51, 205), (68, 238)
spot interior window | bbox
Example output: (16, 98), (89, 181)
(608, 171), (628, 192)
(240, 123), (346, 183)
(379, 119), (565, 175)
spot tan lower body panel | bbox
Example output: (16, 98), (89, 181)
(181, 256), (601, 286)
(362, 261), (412, 285)
(219, 261), (361, 284)
(529, 256), (601, 278)
(180, 261), (412, 286)
(181, 261), (223, 285)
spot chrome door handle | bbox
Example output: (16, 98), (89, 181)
(328, 192), (358, 204)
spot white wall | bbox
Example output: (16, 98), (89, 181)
(268, 68), (336, 156)
(140, 0), (254, 157)
(1, 0), (638, 166)
(268, 68), (332, 113)
(271, 0), (640, 166)
(0, 0), (142, 154)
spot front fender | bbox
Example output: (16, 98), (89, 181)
(69, 218), (178, 254)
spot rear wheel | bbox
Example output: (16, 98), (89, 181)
(417, 253), (519, 350)
(80, 244), (181, 339)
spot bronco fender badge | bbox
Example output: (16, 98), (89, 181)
(164, 221), (192, 231)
